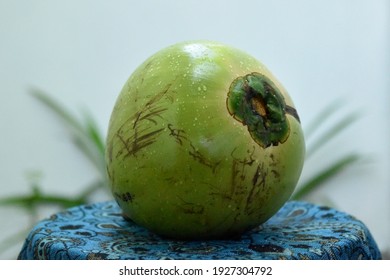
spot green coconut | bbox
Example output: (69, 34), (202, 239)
(105, 41), (305, 239)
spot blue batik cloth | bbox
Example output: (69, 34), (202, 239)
(18, 200), (381, 260)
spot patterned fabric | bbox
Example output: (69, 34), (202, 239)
(18, 200), (381, 260)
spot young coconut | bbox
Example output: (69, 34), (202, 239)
(106, 41), (305, 240)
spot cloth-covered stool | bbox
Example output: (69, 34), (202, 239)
(18, 200), (381, 260)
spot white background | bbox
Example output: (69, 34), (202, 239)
(0, 0), (389, 259)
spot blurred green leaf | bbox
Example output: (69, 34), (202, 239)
(31, 89), (84, 133)
(304, 99), (343, 138)
(292, 153), (360, 200)
(305, 112), (360, 158)
(31, 89), (107, 177)
(0, 186), (87, 210)
(294, 99), (362, 201)
(83, 110), (105, 156)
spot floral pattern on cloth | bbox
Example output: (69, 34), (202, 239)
(18, 200), (381, 260)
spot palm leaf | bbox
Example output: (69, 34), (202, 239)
(30, 89), (106, 176)
(304, 99), (344, 138)
(292, 153), (360, 200)
(0, 185), (87, 209)
(31, 89), (84, 133)
(305, 112), (360, 158)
